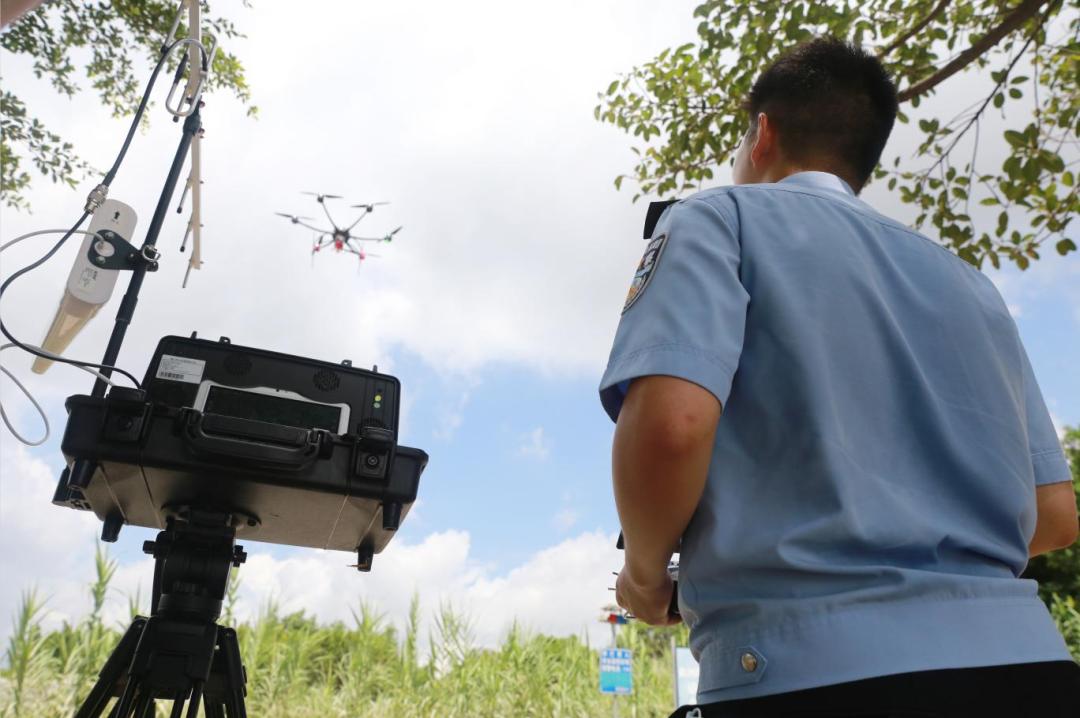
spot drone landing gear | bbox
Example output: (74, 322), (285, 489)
(75, 510), (248, 718)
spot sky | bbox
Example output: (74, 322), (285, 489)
(1, 0), (1078, 652)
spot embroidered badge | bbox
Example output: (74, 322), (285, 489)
(623, 233), (668, 314)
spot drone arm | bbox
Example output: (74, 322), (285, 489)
(296, 220), (332, 234)
(346, 213), (369, 232)
(320, 200), (342, 231)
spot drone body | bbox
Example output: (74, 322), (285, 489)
(275, 192), (402, 266)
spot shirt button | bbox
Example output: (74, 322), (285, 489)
(740, 652), (758, 672)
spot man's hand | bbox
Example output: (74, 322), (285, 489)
(615, 564), (680, 626)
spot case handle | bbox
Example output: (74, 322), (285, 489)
(179, 411), (325, 470)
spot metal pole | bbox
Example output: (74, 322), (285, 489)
(611, 621), (619, 718)
(671, 634), (678, 710)
(90, 106), (200, 397)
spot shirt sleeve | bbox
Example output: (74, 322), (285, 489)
(1019, 342), (1071, 486)
(598, 196), (749, 422)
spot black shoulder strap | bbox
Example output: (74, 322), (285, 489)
(643, 199), (678, 239)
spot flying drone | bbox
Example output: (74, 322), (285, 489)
(276, 191), (403, 266)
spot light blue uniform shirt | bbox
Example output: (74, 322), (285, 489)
(599, 172), (1073, 703)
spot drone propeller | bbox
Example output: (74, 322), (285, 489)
(350, 201), (390, 212)
(275, 212), (315, 224)
(302, 192), (343, 206)
(385, 226), (403, 241)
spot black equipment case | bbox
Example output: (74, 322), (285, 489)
(55, 336), (427, 566)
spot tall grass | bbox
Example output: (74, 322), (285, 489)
(0, 554), (684, 717)
(3, 549), (1077, 717)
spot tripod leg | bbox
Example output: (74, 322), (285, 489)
(112, 679), (141, 718)
(75, 618), (147, 718)
(186, 681), (205, 718)
(218, 628), (247, 718)
(202, 702), (225, 718)
(133, 691), (154, 717)
(169, 698), (187, 718)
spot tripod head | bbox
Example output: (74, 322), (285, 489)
(145, 507), (247, 622)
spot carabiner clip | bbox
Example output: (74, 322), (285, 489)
(165, 36), (218, 118)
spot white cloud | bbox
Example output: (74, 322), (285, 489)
(517, 426), (550, 460)
(553, 507), (580, 532)
(227, 529), (623, 650)
(0, 434), (623, 650)
(0, 437), (101, 639)
(0, 0), (702, 409)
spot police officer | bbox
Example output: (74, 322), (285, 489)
(601, 37), (1080, 717)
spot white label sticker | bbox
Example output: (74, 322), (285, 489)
(155, 355), (206, 384)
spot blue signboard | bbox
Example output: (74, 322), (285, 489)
(599, 648), (633, 695)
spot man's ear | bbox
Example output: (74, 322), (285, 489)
(750, 112), (775, 168)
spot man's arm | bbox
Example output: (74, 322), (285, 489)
(613, 375), (720, 623)
(1029, 481), (1079, 558)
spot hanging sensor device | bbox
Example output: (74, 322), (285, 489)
(32, 200), (138, 374)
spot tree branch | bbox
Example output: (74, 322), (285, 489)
(879, 0), (953, 58)
(897, 0), (1055, 103)
(919, 31), (1036, 179)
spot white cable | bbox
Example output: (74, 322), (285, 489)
(1, 357), (49, 446)
(1, 228), (101, 252)
(0, 342), (116, 446)
(1, 229), (116, 446)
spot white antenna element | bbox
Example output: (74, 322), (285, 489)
(178, 0), (213, 288)
(31, 200), (138, 374)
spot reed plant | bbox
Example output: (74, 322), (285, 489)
(0, 550), (683, 717)
(3, 545), (1077, 717)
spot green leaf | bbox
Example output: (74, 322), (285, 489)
(993, 93), (1004, 108)
(1056, 238), (1078, 256)
(607, 80), (620, 95)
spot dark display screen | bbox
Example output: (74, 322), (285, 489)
(204, 386), (342, 433)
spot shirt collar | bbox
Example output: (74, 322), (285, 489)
(778, 171), (855, 197)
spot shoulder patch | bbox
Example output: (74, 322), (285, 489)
(622, 233), (668, 314)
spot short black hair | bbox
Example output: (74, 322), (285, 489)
(744, 37), (898, 192)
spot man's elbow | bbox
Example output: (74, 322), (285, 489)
(1033, 515), (1079, 555)
(639, 407), (718, 458)
(616, 375), (722, 460)
(1055, 516), (1079, 549)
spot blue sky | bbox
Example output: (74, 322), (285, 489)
(1, 0), (1077, 648)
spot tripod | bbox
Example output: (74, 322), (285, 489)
(75, 509), (248, 717)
